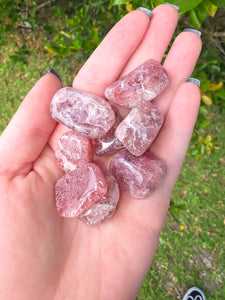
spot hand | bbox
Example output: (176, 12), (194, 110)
(0, 4), (202, 300)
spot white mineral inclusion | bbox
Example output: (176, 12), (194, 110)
(55, 131), (92, 172)
(55, 163), (107, 218)
(104, 59), (169, 108)
(50, 87), (115, 139)
(115, 104), (163, 156)
(109, 149), (167, 199)
(78, 174), (120, 225)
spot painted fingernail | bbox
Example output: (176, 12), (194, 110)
(186, 78), (201, 87)
(183, 28), (201, 37)
(136, 7), (152, 19)
(163, 2), (180, 11)
(44, 68), (62, 81)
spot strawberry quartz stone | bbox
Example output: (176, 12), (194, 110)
(94, 107), (124, 156)
(50, 87), (115, 139)
(104, 59), (169, 108)
(78, 173), (120, 225)
(109, 149), (166, 199)
(115, 103), (163, 156)
(55, 163), (107, 217)
(55, 131), (93, 172)
(51, 57), (169, 223)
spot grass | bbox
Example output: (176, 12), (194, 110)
(1, 44), (225, 300)
(0, 45), (80, 133)
(138, 109), (225, 299)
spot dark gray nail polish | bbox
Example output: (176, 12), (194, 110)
(163, 2), (180, 11)
(183, 28), (201, 37)
(186, 78), (201, 87)
(136, 7), (152, 19)
(44, 68), (62, 81)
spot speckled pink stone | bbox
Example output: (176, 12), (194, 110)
(55, 131), (93, 172)
(78, 173), (119, 225)
(104, 59), (169, 108)
(50, 87), (115, 138)
(109, 149), (166, 199)
(55, 163), (107, 217)
(94, 108), (124, 156)
(115, 103), (163, 156)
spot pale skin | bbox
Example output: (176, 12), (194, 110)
(0, 4), (202, 300)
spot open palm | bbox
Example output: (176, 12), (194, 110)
(0, 5), (202, 300)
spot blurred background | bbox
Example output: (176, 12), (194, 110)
(0, 1), (224, 298)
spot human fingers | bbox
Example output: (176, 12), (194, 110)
(122, 3), (179, 74)
(153, 30), (202, 115)
(152, 81), (201, 192)
(49, 10), (150, 150)
(0, 71), (62, 177)
(120, 81), (201, 234)
(130, 31), (201, 230)
(72, 10), (150, 96)
(145, 81), (201, 230)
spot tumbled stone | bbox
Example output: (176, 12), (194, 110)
(115, 103), (163, 156)
(55, 163), (107, 217)
(109, 149), (166, 199)
(94, 107), (124, 155)
(94, 134), (124, 156)
(50, 87), (115, 138)
(78, 173), (120, 225)
(55, 131), (93, 172)
(104, 59), (169, 108)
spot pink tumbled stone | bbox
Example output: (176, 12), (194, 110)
(94, 108), (124, 156)
(50, 87), (115, 138)
(94, 134), (124, 156)
(115, 103), (163, 156)
(78, 173), (120, 225)
(109, 149), (166, 199)
(55, 131), (93, 172)
(104, 59), (169, 108)
(55, 163), (107, 217)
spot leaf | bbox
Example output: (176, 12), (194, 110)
(126, 2), (133, 12)
(189, 9), (202, 28)
(205, 133), (212, 142)
(200, 79), (211, 91)
(108, 0), (128, 9)
(200, 144), (205, 156)
(200, 120), (210, 127)
(198, 136), (204, 143)
(206, 64), (221, 73)
(215, 88), (225, 99)
(210, 0), (225, 7)
(204, 0), (218, 16)
(201, 94), (213, 105)
(44, 45), (57, 55)
(208, 82), (223, 91)
(199, 105), (208, 115)
(194, 2), (209, 24)
(206, 145), (211, 155)
(153, 0), (203, 14)
(60, 31), (71, 39)
(159, 235), (167, 245)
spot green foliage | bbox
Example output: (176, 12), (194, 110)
(168, 200), (186, 222)
(153, 0), (203, 13)
(1, 5), (225, 297)
(189, 0), (218, 28)
(0, 0), (224, 161)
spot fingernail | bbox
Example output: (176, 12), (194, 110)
(44, 68), (62, 81)
(183, 28), (201, 37)
(186, 78), (201, 87)
(136, 7), (152, 19)
(163, 2), (180, 11)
